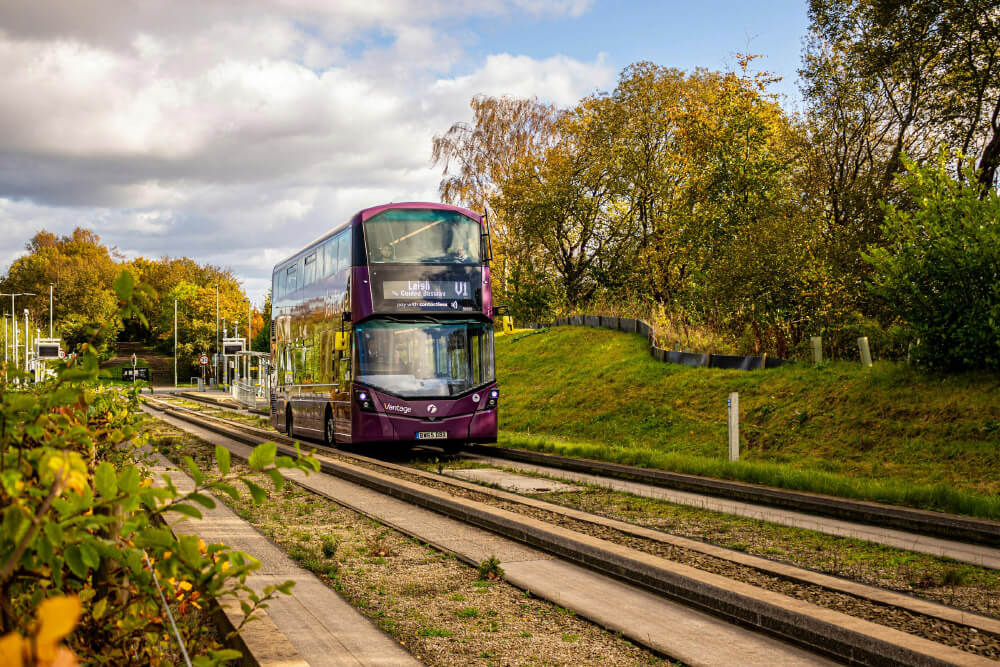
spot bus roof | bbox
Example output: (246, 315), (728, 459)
(272, 201), (483, 273)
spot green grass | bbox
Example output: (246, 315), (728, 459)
(496, 326), (1000, 519)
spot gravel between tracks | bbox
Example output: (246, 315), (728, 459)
(338, 454), (1000, 660)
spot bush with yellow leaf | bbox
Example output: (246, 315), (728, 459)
(0, 271), (319, 665)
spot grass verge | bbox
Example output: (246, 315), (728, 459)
(496, 327), (1000, 519)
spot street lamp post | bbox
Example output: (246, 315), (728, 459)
(1, 292), (35, 370)
(49, 283), (54, 338)
(24, 309), (29, 374)
(215, 284), (219, 388)
(247, 299), (252, 352)
(174, 298), (178, 387)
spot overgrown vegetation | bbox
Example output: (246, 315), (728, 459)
(434, 0), (1000, 367)
(496, 326), (1000, 518)
(0, 271), (318, 665)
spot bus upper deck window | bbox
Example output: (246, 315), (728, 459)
(324, 237), (339, 276)
(364, 209), (480, 265)
(303, 253), (317, 287)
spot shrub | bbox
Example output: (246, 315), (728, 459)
(477, 555), (504, 581)
(0, 270), (321, 664)
(866, 154), (1000, 370)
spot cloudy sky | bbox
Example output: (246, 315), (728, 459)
(0, 0), (809, 303)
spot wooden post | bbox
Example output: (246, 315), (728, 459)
(810, 336), (823, 366)
(727, 392), (739, 462)
(858, 336), (872, 368)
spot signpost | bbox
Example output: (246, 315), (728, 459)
(131, 353), (137, 388)
(200, 353), (208, 390)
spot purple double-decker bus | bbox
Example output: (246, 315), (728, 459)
(269, 202), (498, 450)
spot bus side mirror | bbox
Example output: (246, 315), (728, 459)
(334, 332), (349, 352)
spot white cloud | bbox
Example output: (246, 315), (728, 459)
(0, 1), (609, 296)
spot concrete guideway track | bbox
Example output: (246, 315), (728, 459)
(470, 445), (1000, 548)
(151, 393), (1000, 637)
(463, 454), (1000, 570)
(148, 451), (419, 667)
(145, 405), (832, 667)
(143, 398), (1000, 666)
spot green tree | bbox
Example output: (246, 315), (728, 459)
(865, 154), (1000, 370)
(802, 0), (1000, 287)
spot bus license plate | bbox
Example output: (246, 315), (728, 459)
(417, 431), (447, 440)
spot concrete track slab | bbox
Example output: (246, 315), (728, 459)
(468, 455), (1000, 570)
(150, 408), (834, 666)
(149, 451), (419, 667)
(446, 467), (581, 493)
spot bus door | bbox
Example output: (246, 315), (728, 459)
(333, 327), (353, 440)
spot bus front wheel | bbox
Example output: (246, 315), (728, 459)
(323, 408), (336, 448)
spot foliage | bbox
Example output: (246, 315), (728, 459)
(0, 595), (81, 667)
(434, 4), (999, 364)
(865, 154), (1000, 370)
(477, 555), (503, 581)
(0, 230), (123, 355)
(0, 229), (266, 376)
(462, 58), (847, 355)
(432, 94), (561, 311)
(0, 270), (320, 664)
(801, 0), (1000, 293)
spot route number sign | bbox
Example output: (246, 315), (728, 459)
(199, 354), (209, 366)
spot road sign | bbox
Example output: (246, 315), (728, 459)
(131, 353), (137, 368)
(199, 354), (209, 366)
(58, 349), (65, 359)
(123, 368), (150, 381)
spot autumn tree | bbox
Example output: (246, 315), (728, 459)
(432, 95), (562, 309)
(1, 229), (122, 352)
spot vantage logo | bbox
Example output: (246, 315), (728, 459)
(384, 403), (412, 414)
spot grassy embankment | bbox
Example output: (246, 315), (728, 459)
(495, 327), (1000, 519)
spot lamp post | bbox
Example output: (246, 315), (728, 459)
(24, 308), (29, 374)
(215, 284), (219, 388)
(1, 293), (35, 369)
(247, 299), (252, 352)
(49, 283), (54, 338)
(174, 297), (178, 387)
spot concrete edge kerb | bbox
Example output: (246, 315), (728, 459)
(473, 445), (1000, 547)
(147, 398), (1000, 636)
(144, 400), (996, 667)
(148, 451), (309, 667)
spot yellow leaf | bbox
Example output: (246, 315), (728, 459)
(91, 598), (108, 621)
(0, 632), (24, 667)
(36, 596), (81, 647)
(51, 647), (79, 667)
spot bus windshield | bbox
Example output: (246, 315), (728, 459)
(364, 209), (480, 265)
(355, 320), (494, 397)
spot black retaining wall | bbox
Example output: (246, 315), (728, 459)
(521, 315), (791, 371)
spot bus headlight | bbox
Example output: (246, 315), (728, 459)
(354, 387), (377, 412)
(485, 388), (499, 410)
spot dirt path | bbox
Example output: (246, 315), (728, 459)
(101, 341), (175, 386)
